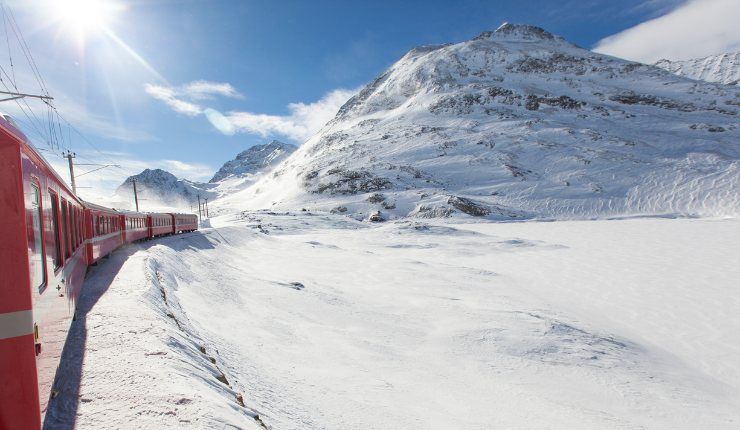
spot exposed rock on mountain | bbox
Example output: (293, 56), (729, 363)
(655, 52), (739, 86)
(210, 141), (296, 183)
(217, 23), (739, 220)
(115, 168), (215, 210)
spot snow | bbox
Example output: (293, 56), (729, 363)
(46, 213), (740, 429)
(43, 23), (740, 430)
(221, 24), (739, 221)
(209, 141), (296, 183)
(656, 52), (739, 86)
(111, 142), (295, 212)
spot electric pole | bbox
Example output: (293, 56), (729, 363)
(197, 194), (202, 223)
(132, 179), (140, 212)
(64, 151), (77, 195)
(204, 198), (209, 218)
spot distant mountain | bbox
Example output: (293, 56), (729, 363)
(210, 140), (296, 183)
(115, 168), (216, 210)
(655, 52), (739, 86)
(226, 23), (739, 220)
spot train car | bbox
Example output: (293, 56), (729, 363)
(0, 114), (88, 429)
(84, 203), (123, 266)
(148, 213), (174, 238)
(171, 213), (198, 234)
(120, 211), (148, 244)
(1, 112), (201, 429)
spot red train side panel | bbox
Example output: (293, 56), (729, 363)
(171, 213), (198, 233)
(0, 116), (40, 430)
(148, 213), (174, 237)
(121, 212), (148, 244)
(1, 116), (87, 429)
(84, 204), (123, 265)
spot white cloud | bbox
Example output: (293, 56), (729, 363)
(594, 0), (740, 63)
(227, 88), (359, 143)
(144, 80), (358, 142)
(144, 80), (244, 117)
(145, 83), (203, 116)
(183, 80), (243, 100)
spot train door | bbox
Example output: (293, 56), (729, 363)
(28, 181), (47, 292)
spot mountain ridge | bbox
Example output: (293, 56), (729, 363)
(209, 140), (295, 183)
(214, 23), (739, 220)
(655, 52), (739, 86)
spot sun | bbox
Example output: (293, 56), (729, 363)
(45, 0), (123, 39)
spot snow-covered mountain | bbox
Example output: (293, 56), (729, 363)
(115, 168), (216, 210)
(655, 52), (739, 86)
(210, 140), (296, 183)
(217, 23), (739, 220)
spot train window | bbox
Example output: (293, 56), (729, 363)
(61, 200), (70, 259)
(78, 209), (82, 245)
(71, 208), (77, 249)
(49, 192), (62, 269)
(76, 208), (81, 247)
(28, 183), (46, 290)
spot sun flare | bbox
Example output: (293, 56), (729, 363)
(45, 0), (122, 39)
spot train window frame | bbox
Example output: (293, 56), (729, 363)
(74, 207), (79, 248)
(29, 180), (47, 292)
(48, 190), (62, 271)
(61, 199), (70, 260)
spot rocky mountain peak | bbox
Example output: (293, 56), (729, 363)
(209, 140), (296, 183)
(474, 23), (558, 42)
(124, 168), (177, 185)
(115, 168), (215, 210)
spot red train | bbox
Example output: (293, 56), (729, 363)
(0, 115), (198, 429)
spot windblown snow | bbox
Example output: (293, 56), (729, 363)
(115, 168), (216, 211)
(46, 213), (740, 429)
(114, 142), (296, 211)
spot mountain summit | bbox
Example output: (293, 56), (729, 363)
(116, 168), (214, 210)
(222, 24), (739, 220)
(210, 140), (296, 183)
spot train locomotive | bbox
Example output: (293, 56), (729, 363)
(0, 115), (198, 429)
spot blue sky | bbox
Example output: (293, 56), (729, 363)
(2, 0), (737, 199)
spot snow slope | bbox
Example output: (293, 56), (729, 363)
(210, 141), (296, 183)
(47, 214), (740, 429)
(218, 24), (739, 220)
(655, 52), (739, 86)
